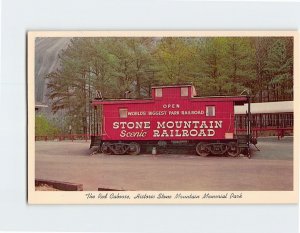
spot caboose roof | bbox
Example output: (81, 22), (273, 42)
(92, 95), (248, 105)
(151, 84), (193, 89)
(92, 84), (248, 105)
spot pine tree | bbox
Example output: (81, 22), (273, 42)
(264, 39), (293, 101)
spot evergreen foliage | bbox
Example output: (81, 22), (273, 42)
(45, 37), (294, 133)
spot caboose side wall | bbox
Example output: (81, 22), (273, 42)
(100, 98), (235, 141)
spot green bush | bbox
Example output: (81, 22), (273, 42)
(35, 115), (61, 136)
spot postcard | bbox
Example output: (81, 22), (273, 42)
(28, 31), (298, 204)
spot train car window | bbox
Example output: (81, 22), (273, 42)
(181, 87), (188, 96)
(206, 106), (215, 116)
(119, 108), (128, 118)
(155, 88), (162, 97)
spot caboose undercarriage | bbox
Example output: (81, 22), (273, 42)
(97, 136), (251, 158)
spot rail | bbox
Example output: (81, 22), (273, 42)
(237, 127), (293, 140)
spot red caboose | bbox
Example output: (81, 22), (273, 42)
(91, 85), (252, 157)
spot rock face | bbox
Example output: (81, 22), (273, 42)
(35, 37), (70, 103)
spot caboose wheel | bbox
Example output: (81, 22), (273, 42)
(101, 143), (112, 155)
(196, 142), (209, 156)
(227, 142), (240, 157)
(127, 142), (141, 155)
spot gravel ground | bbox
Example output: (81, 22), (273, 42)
(35, 137), (293, 191)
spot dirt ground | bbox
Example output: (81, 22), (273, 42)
(35, 137), (293, 191)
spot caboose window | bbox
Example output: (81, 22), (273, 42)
(119, 108), (128, 118)
(155, 88), (162, 97)
(206, 106), (215, 116)
(181, 87), (188, 96)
